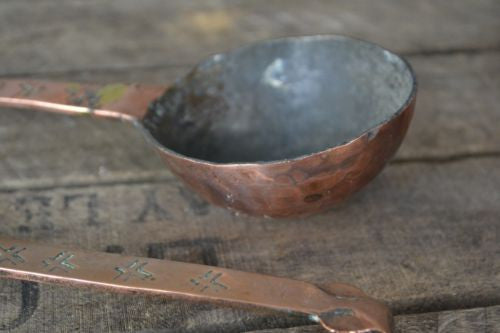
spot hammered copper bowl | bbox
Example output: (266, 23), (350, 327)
(141, 35), (417, 217)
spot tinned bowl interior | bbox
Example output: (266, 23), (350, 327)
(143, 36), (415, 164)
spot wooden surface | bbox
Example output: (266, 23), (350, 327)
(0, 1), (499, 332)
(250, 306), (500, 333)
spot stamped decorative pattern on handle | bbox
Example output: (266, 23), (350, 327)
(0, 238), (392, 333)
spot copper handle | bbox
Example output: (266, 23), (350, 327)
(0, 79), (166, 121)
(0, 237), (392, 332)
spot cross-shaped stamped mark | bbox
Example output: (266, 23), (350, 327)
(65, 86), (100, 112)
(43, 252), (77, 272)
(18, 82), (46, 97)
(114, 260), (154, 281)
(0, 244), (26, 265)
(190, 270), (228, 292)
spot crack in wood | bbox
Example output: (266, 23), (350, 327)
(1, 46), (499, 79)
(391, 151), (500, 165)
(402, 45), (500, 57)
(0, 151), (498, 194)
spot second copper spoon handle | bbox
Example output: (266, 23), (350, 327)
(0, 237), (391, 332)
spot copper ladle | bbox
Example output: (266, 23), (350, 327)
(0, 237), (392, 332)
(0, 35), (417, 217)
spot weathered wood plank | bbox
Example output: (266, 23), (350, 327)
(0, 158), (498, 331)
(246, 306), (500, 333)
(1, 52), (499, 188)
(1, 0), (499, 187)
(0, 1), (499, 332)
(401, 52), (500, 160)
(0, 280), (301, 333)
(1, 0), (499, 75)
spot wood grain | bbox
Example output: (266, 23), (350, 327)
(0, 0), (499, 188)
(0, 0), (498, 332)
(0, 158), (498, 331)
(1, 51), (499, 189)
(247, 306), (500, 333)
(1, 0), (499, 75)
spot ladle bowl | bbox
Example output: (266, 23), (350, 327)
(0, 35), (417, 218)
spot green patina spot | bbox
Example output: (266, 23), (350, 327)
(98, 84), (127, 105)
(66, 83), (82, 93)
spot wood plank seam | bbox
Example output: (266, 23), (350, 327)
(391, 151), (500, 165)
(1, 152), (500, 193)
(401, 45), (500, 57)
(1, 48), (499, 79)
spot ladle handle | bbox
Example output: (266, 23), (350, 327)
(0, 79), (166, 121)
(0, 236), (392, 333)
